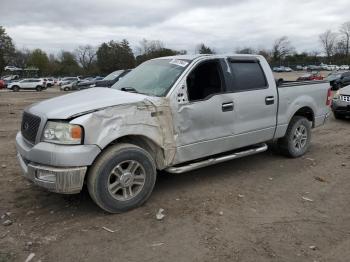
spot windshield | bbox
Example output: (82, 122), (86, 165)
(327, 73), (341, 80)
(112, 59), (190, 96)
(104, 70), (124, 81)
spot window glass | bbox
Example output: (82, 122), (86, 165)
(187, 60), (223, 101)
(112, 59), (189, 97)
(229, 62), (267, 91)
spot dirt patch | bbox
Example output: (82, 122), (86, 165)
(0, 87), (349, 262)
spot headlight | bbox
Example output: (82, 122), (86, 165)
(42, 121), (83, 144)
(333, 90), (340, 99)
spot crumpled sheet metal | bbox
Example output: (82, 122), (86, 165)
(71, 98), (176, 169)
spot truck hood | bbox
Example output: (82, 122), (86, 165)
(340, 85), (350, 95)
(27, 87), (149, 119)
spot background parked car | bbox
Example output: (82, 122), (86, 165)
(58, 77), (80, 86)
(77, 76), (104, 89)
(45, 78), (55, 87)
(332, 86), (350, 119)
(295, 65), (303, 71)
(0, 79), (6, 89)
(325, 65), (339, 71)
(94, 69), (131, 88)
(273, 66), (292, 72)
(307, 65), (321, 71)
(7, 78), (47, 92)
(339, 65), (350, 70)
(297, 72), (324, 81)
(60, 80), (80, 91)
(330, 71), (350, 90)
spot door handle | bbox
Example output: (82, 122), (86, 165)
(222, 102), (234, 112)
(265, 96), (275, 105)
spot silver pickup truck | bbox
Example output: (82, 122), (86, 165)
(16, 54), (331, 213)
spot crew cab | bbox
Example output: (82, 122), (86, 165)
(16, 54), (331, 213)
(7, 78), (47, 92)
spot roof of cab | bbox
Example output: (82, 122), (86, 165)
(155, 53), (262, 61)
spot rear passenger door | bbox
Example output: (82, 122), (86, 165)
(225, 57), (278, 148)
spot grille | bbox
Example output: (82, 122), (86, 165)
(340, 95), (350, 103)
(21, 112), (41, 144)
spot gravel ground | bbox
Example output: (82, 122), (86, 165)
(0, 84), (349, 262)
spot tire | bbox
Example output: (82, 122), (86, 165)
(36, 86), (42, 92)
(278, 116), (311, 158)
(64, 87), (69, 91)
(12, 86), (19, 92)
(87, 143), (157, 213)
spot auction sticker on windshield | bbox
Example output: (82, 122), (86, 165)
(169, 59), (189, 67)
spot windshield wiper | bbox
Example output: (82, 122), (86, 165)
(120, 87), (139, 93)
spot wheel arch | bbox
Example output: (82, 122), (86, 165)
(291, 106), (315, 127)
(102, 135), (167, 170)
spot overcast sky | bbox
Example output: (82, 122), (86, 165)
(2, 0), (350, 55)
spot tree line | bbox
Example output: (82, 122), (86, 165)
(1, 21), (350, 76)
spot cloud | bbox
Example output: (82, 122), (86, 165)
(3, 0), (350, 54)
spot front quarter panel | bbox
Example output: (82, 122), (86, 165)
(70, 98), (177, 168)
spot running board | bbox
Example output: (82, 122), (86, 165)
(165, 143), (268, 174)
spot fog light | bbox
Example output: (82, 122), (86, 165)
(35, 170), (56, 183)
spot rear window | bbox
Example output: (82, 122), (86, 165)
(229, 61), (267, 91)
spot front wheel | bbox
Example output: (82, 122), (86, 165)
(87, 143), (157, 213)
(278, 116), (311, 158)
(36, 86), (42, 91)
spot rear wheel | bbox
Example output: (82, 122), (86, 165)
(278, 116), (311, 158)
(12, 86), (19, 92)
(87, 143), (157, 213)
(36, 86), (42, 91)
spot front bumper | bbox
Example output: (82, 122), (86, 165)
(332, 99), (350, 115)
(16, 132), (101, 194)
(17, 153), (86, 194)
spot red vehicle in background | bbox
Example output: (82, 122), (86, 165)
(297, 71), (324, 81)
(0, 80), (6, 89)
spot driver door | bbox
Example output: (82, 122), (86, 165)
(172, 59), (236, 163)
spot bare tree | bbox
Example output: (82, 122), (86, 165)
(137, 39), (164, 56)
(339, 21), (350, 57)
(319, 30), (337, 58)
(75, 45), (96, 71)
(272, 36), (295, 61)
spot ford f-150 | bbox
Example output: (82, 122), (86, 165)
(16, 54), (331, 213)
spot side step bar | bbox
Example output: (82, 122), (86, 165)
(165, 143), (268, 174)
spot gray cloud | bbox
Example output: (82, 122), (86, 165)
(3, 0), (350, 54)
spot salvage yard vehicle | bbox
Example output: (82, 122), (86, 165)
(329, 71), (350, 90)
(58, 77), (80, 86)
(7, 78), (47, 92)
(60, 80), (79, 91)
(16, 54), (331, 213)
(273, 66), (292, 72)
(332, 86), (350, 119)
(297, 72), (324, 81)
(93, 69), (131, 88)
